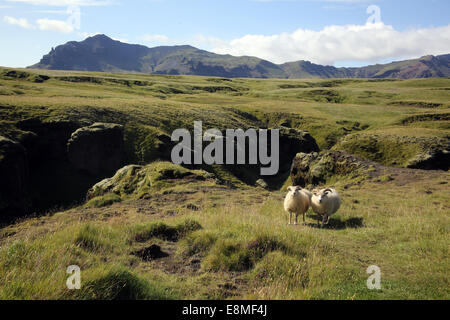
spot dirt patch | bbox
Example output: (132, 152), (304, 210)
(132, 244), (169, 261)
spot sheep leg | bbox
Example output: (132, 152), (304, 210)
(325, 215), (331, 225)
(294, 213), (298, 225)
(303, 212), (306, 225)
(321, 215), (328, 228)
(288, 212), (292, 225)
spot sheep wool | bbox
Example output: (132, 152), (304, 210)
(284, 186), (311, 225)
(311, 188), (341, 227)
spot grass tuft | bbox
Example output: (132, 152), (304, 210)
(85, 193), (122, 208)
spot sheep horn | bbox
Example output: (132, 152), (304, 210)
(323, 188), (333, 194)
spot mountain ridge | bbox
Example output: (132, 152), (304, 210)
(29, 34), (450, 79)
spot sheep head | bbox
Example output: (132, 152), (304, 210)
(313, 188), (334, 204)
(287, 186), (303, 196)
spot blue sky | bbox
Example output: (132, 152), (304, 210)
(1, 0), (449, 68)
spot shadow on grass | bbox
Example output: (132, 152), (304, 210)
(305, 215), (364, 230)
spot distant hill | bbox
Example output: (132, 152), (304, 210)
(29, 34), (450, 79)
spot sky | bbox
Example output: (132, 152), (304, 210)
(1, 0), (449, 68)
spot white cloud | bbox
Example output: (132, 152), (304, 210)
(6, 0), (113, 6)
(210, 23), (450, 65)
(112, 36), (128, 43)
(37, 18), (73, 33)
(3, 15), (34, 28)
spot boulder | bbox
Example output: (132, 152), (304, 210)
(68, 123), (124, 176)
(0, 136), (30, 219)
(255, 178), (269, 189)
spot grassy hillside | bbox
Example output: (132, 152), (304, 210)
(0, 67), (449, 300)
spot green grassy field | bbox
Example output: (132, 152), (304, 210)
(0, 67), (448, 299)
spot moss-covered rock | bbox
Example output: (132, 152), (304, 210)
(333, 133), (449, 170)
(87, 161), (214, 200)
(290, 151), (375, 187)
(123, 124), (174, 164)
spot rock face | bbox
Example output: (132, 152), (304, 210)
(278, 127), (320, 174)
(223, 127), (320, 188)
(0, 136), (30, 219)
(68, 123), (125, 176)
(290, 151), (375, 187)
(17, 118), (81, 162)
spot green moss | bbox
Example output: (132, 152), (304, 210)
(333, 133), (430, 167)
(123, 124), (165, 164)
(88, 162), (212, 200)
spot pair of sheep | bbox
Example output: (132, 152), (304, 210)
(284, 186), (341, 227)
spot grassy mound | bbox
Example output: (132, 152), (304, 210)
(333, 132), (449, 169)
(75, 266), (177, 300)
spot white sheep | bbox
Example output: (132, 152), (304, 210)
(311, 188), (341, 227)
(284, 186), (311, 225)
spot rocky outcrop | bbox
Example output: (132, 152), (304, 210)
(87, 162), (213, 200)
(17, 118), (81, 162)
(0, 136), (30, 219)
(278, 127), (320, 173)
(290, 151), (376, 187)
(333, 133), (449, 171)
(407, 144), (449, 170)
(219, 126), (319, 189)
(68, 123), (125, 176)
